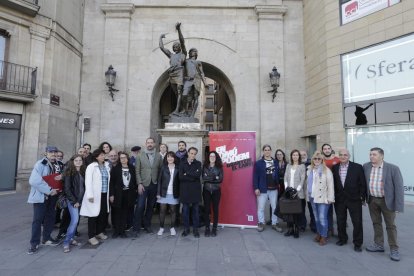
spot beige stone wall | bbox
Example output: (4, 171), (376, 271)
(303, 0), (414, 151)
(80, 0), (307, 154)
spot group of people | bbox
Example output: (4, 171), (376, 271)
(254, 144), (404, 261)
(27, 138), (223, 254)
(26, 139), (404, 262)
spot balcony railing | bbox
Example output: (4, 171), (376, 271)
(0, 60), (37, 95)
(2, 0), (40, 16)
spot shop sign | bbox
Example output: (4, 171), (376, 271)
(341, 0), (400, 25)
(342, 33), (414, 103)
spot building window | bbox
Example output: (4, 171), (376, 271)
(205, 124), (214, 131)
(205, 98), (214, 109)
(0, 30), (9, 62)
(205, 111), (214, 123)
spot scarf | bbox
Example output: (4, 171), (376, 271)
(307, 165), (323, 198)
(145, 148), (155, 166)
(176, 150), (187, 159)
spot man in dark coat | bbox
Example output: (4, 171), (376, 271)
(332, 148), (367, 252)
(179, 147), (202, 238)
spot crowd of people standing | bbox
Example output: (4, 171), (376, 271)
(26, 139), (404, 262)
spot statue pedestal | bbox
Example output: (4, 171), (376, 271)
(157, 123), (208, 159)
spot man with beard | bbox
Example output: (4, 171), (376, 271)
(322, 143), (340, 237)
(132, 137), (162, 237)
(174, 140), (188, 226)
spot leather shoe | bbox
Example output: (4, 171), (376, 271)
(181, 229), (190, 237)
(336, 240), (347, 246)
(354, 245), (362, 252)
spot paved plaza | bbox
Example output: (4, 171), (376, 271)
(0, 192), (413, 276)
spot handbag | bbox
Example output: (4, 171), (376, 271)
(57, 193), (68, 209)
(278, 197), (302, 214)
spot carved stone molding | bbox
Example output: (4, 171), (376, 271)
(101, 3), (135, 19)
(255, 5), (288, 21)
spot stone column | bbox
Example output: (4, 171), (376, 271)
(100, 3), (134, 149)
(255, 5), (287, 149)
(16, 20), (51, 191)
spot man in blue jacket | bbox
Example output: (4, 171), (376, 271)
(27, 146), (62, 254)
(253, 145), (282, 232)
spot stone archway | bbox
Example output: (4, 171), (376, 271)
(150, 62), (236, 139)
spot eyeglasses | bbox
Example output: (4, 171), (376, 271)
(313, 158), (322, 161)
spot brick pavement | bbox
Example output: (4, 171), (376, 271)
(0, 193), (413, 276)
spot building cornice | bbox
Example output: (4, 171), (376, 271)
(101, 3), (135, 18)
(255, 5), (288, 20)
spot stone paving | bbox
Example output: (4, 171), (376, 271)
(0, 192), (413, 276)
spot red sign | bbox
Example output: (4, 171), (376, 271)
(209, 131), (257, 227)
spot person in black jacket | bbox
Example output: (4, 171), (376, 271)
(179, 147), (202, 238)
(202, 151), (223, 237)
(62, 154), (85, 253)
(109, 151), (138, 238)
(156, 151), (180, 236)
(332, 148), (367, 252)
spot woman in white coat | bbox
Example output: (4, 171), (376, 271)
(306, 150), (334, 246)
(80, 149), (111, 245)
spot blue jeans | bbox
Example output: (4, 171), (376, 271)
(63, 200), (80, 246)
(311, 198), (330, 238)
(182, 203), (199, 231)
(30, 195), (57, 247)
(257, 190), (278, 224)
(133, 183), (157, 231)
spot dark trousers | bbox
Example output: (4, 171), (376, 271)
(133, 183), (157, 232)
(182, 202), (199, 231)
(299, 199), (307, 229)
(30, 196), (57, 247)
(113, 191), (129, 235)
(328, 204), (334, 231)
(58, 207), (70, 235)
(88, 193), (108, 239)
(203, 189), (221, 229)
(368, 197), (398, 250)
(306, 201), (316, 231)
(335, 198), (363, 246)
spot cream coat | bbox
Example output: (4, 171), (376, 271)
(306, 167), (335, 204)
(80, 162), (111, 217)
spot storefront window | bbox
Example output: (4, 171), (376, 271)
(347, 124), (414, 203)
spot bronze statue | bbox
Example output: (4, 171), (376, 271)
(182, 47), (207, 117)
(159, 23), (186, 114)
(160, 23), (207, 120)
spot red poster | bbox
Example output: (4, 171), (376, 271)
(209, 131), (257, 227)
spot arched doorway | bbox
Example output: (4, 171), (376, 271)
(150, 62), (236, 139)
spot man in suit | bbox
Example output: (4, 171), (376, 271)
(332, 148), (367, 252)
(132, 137), (162, 237)
(363, 147), (404, 261)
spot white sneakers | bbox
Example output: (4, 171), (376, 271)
(157, 227), (176, 236)
(96, 233), (108, 240)
(88, 237), (99, 245)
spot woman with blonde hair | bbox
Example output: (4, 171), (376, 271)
(306, 150), (334, 246)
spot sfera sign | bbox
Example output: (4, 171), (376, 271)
(341, 0), (400, 25)
(342, 33), (414, 103)
(0, 113), (21, 129)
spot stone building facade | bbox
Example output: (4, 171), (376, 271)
(0, 0), (84, 191)
(79, 0), (306, 154)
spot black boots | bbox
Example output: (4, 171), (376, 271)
(205, 227), (210, 237)
(211, 227), (217, 237)
(293, 225), (299, 238)
(284, 227), (293, 237)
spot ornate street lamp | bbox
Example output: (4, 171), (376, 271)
(268, 66), (280, 102)
(105, 65), (119, 101)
